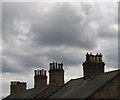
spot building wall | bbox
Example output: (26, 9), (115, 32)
(91, 74), (120, 98)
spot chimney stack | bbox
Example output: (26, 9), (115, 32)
(49, 62), (64, 87)
(34, 69), (47, 88)
(83, 53), (105, 79)
(10, 81), (26, 95)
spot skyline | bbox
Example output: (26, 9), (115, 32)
(2, 1), (118, 99)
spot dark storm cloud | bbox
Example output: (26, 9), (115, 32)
(2, 54), (45, 73)
(2, 2), (118, 74)
(2, 46), (48, 73)
(2, 56), (21, 73)
(30, 2), (97, 49)
(2, 3), (33, 42)
(99, 29), (117, 39)
(44, 49), (83, 66)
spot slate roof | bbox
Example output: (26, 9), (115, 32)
(48, 69), (120, 98)
(5, 85), (48, 99)
(47, 77), (84, 98)
(4, 69), (120, 99)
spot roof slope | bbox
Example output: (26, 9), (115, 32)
(5, 85), (48, 99)
(49, 69), (120, 98)
(48, 77), (84, 98)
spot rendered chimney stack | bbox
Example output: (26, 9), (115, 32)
(10, 81), (26, 95)
(34, 69), (47, 88)
(49, 62), (64, 87)
(83, 52), (105, 79)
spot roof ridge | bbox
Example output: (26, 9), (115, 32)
(105, 69), (120, 74)
(71, 77), (83, 81)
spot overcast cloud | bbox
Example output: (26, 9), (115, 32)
(2, 1), (118, 99)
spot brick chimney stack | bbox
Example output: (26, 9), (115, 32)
(34, 69), (47, 88)
(83, 52), (105, 79)
(10, 81), (26, 95)
(49, 62), (64, 87)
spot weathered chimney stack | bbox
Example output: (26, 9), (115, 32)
(34, 69), (47, 88)
(49, 62), (64, 87)
(10, 81), (26, 95)
(83, 52), (105, 79)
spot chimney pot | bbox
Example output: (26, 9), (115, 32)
(35, 70), (37, 76)
(56, 62), (57, 69)
(58, 63), (61, 69)
(53, 62), (55, 69)
(61, 63), (63, 69)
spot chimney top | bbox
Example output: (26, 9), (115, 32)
(85, 52), (103, 62)
(34, 69), (47, 77)
(10, 81), (26, 95)
(49, 62), (64, 71)
(83, 52), (105, 79)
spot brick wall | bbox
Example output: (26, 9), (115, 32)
(10, 81), (26, 95)
(34, 69), (47, 88)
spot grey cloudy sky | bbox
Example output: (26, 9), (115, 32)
(1, 1), (118, 99)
